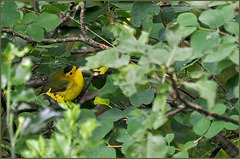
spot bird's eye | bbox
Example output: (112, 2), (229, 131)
(70, 72), (73, 75)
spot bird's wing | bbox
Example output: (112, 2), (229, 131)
(40, 79), (69, 94)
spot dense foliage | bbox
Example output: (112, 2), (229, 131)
(1, 1), (239, 158)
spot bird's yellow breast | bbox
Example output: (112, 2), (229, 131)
(56, 70), (84, 101)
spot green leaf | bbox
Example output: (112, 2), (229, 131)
(26, 139), (40, 156)
(153, 111), (168, 130)
(131, 1), (160, 27)
(158, 27), (166, 41)
(190, 30), (219, 55)
(47, 43), (66, 57)
(97, 108), (125, 122)
(166, 30), (182, 48)
(168, 146), (176, 155)
(55, 133), (70, 157)
(80, 118), (98, 140)
(177, 13), (198, 27)
(142, 16), (164, 40)
(116, 128), (131, 143)
(1, 1), (20, 27)
(182, 141), (195, 151)
(85, 144), (116, 158)
(22, 13), (38, 24)
(177, 26), (197, 38)
(127, 120), (141, 136)
(220, 5), (235, 23)
(226, 74), (239, 99)
(129, 88), (154, 107)
(203, 43), (238, 63)
(202, 60), (233, 75)
(199, 9), (225, 28)
(224, 22), (239, 37)
(38, 136), (45, 157)
(189, 111), (203, 125)
(229, 50), (239, 65)
(26, 24), (44, 42)
(32, 12), (61, 32)
(172, 5), (192, 13)
(21, 108), (63, 135)
(92, 120), (113, 140)
(78, 109), (96, 122)
(234, 83), (239, 98)
(204, 120), (225, 139)
(111, 1), (134, 11)
(224, 115), (239, 130)
(193, 118), (211, 136)
(146, 133), (167, 158)
(13, 24), (26, 35)
(98, 76), (121, 98)
(12, 85), (36, 104)
(208, 1), (228, 7)
(212, 103), (226, 115)
(85, 6), (107, 23)
(41, 4), (68, 14)
(196, 80), (217, 109)
(173, 150), (189, 158)
(153, 7), (176, 24)
(166, 133), (174, 145)
(102, 26), (115, 40)
(84, 47), (130, 70)
(152, 94), (166, 113)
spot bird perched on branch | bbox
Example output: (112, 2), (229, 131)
(37, 65), (84, 104)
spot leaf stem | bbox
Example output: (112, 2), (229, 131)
(6, 60), (15, 158)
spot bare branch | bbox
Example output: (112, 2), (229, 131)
(168, 72), (239, 125)
(80, 1), (87, 36)
(165, 106), (186, 118)
(77, 74), (94, 102)
(2, 28), (106, 49)
(211, 132), (239, 158)
(34, 1), (40, 13)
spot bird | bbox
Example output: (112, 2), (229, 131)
(37, 65), (84, 103)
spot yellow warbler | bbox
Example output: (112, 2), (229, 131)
(38, 65), (84, 102)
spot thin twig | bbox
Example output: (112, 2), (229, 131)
(201, 146), (220, 158)
(110, 101), (125, 110)
(194, 135), (204, 147)
(77, 74), (94, 102)
(197, 61), (226, 92)
(18, 8), (38, 14)
(107, 145), (122, 148)
(34, 1), (40, 13)
(61, 11), (112, 48)
(165, 106), (186, 118)
(80, 1), (87, 36)
(108, 1), (114, 24)
(168, 72), (239, 125)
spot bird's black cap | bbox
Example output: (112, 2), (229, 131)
(64, 65), (73, 74)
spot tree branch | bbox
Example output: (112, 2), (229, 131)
(77, 74), (94, 102)
(2, 28), (107, 49)
(165, 106), (187, 118)
(168, 72), (239, 125)
(211, 132), (239, 158)
(80, 1), (87, 36)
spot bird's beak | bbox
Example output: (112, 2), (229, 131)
(76, 66), (80, 72)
